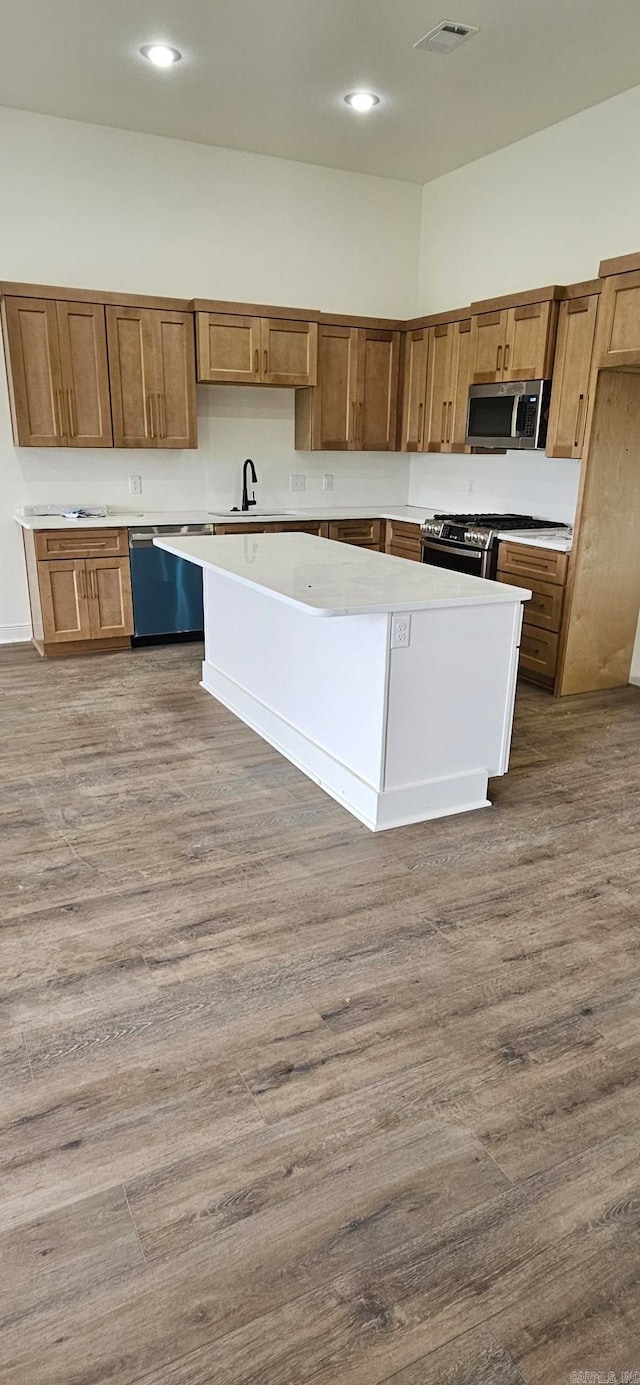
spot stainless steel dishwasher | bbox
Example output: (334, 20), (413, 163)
(129, 523), (213, 642)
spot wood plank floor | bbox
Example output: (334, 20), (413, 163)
(1, 639), (639, 1385)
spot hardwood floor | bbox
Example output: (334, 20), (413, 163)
(1, 639), (639, 1385)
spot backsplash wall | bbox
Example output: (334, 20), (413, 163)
(408, 450), (580, 525)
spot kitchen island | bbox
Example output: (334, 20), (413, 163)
(155, 532), (530, 831)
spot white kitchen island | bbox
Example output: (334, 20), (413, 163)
(155, 532), (530, 831)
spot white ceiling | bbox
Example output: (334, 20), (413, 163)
(2, 0), (640, 183)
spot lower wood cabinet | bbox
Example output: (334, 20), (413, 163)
(327, 519), (382, 548)
(384, 519), (422, 561)
(497, 540), (568, 690)
(24, 529), (133, 656)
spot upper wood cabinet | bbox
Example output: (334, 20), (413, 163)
(357, 328), (401, 450)
(107, 306), (197, 449)
(401, 317), (471, 453)
(294, 325), (400, 451)
(470, 298), (557, 384)
(596, 270), (640, 368)
(1, 296), (112, 447)
(400, 328), (429, 452)
(546, 295), (599, 458)
(197, 313), (261, 383)
(197, 312), (317, 387)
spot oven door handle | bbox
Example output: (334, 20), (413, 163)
(421, 539), (484, 559)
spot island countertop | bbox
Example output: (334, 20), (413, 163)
(155, 531), (531, 616)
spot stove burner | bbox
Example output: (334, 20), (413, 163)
(432, 513), (563, 529)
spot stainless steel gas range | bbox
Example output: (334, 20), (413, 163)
(421, 513), (571, 580)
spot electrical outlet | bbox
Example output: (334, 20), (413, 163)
(467, 478), (475, 495)
(129, 475), (143, 495)
(289, 474), (306, 492)
(390, 614), (411, 649)
(323, 473), (334, 492)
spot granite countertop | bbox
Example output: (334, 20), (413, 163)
(154, 531), (532, 617)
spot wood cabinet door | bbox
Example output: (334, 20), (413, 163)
(106, 307), (157, 447)
(86, 557), (134, 638)
(261, 319), (318, 386)
(314, 325), (360, 449)
(423, 324), (454, 452)
(38, 560), (92, 642)
(546, 296), (599, 458)
(196, 312), (261, 383)
(469, 310), (508, 384)
(449, 319), (472, 451)
(56, 302), (113, 447)
(2, 296), (66, 446)
(400, 328), (428, 451)
(328, 519), (382, 547)
(152, 310), (197, 449)
(596, 271), (640, 368)
(356, 329), (401, 451)
(503, 300), (555, 381)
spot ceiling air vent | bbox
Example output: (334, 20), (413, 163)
(413, 21), (479, 53)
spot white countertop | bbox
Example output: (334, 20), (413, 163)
(15, 505), (438, 532)
(155, 532), (531, 617)
(495, 529), (572, 552)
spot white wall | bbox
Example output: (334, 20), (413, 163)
(418, 83), (640, 313)
(408, 452), (579, 527)
(0, 106), (421, 638)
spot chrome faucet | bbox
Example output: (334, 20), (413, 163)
(241, 458), (258, 512)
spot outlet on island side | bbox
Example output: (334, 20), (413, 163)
(129, 475), (143, 495)
(391, 614), (411, 650)
(289, 474), (306, 492)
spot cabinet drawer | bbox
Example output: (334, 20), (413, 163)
(389, 543), (422, 562)
(328, 519), (382, 547)
(498, 541), (568, 586)
(34, 528), (129, 560)
(213, 522), (281, 534)
(497, 570), (564, 632)
(520, 624), (559, 682)
(385, 519), (421, 551)
(279, 521), (326, 536)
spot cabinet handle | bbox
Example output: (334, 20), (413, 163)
(66, 389), (76, 438)
(263, 349), (268, 375)
(417, 400), (424, 448)
(349, 399), (357, 442)
(77, 566), (87, 600)
(146, 393), (155, 439)
(503, 343), (510, 373)
(446, 400), (452, 444)
(441, 400), (447, 443)
(254, 348), (259, 375)
(90, 568), (98, 600)
(55, 390), (66, 439)
(574, 392), (585, 447)
(496, 344), (503, 374)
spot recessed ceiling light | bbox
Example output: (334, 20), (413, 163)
(344, 92), (380, 113)
(140, 44), (182, 68)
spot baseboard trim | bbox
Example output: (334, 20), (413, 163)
(0, 624), (32, 645)
(201, 660), (490, 832)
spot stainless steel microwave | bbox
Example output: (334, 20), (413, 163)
(466, 378), (552, 450)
